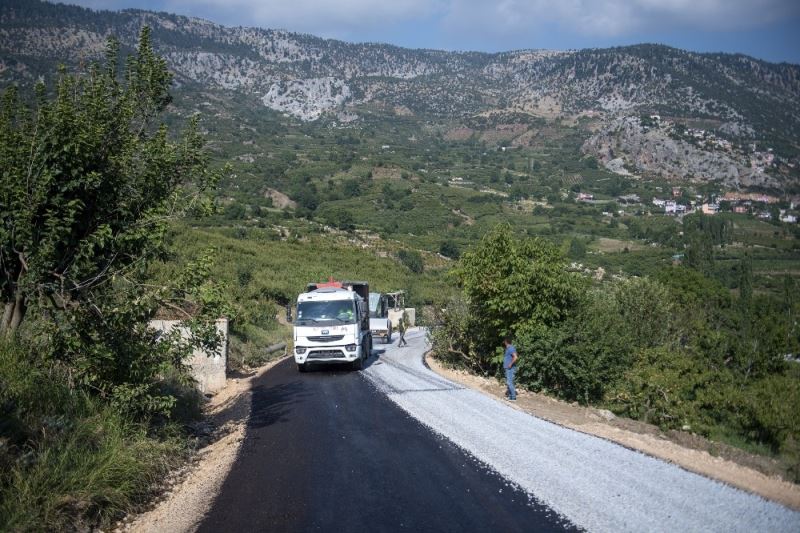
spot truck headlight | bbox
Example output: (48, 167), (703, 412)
(295, 346), (306, 354)
(345, 344), (357, 352)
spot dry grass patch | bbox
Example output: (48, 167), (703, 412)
(593, 237), (647, 253)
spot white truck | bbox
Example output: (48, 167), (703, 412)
(293, 279), (372, 372)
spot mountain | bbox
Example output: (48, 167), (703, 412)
(1, 0), (799, 188)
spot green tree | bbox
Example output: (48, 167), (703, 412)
(439, 240), (460, 259)
(1, 29), (219, 335)
(449, 224), (581, 370)
(568, 237), (587, 259)
(0, 30), (225, 417)
(398, 249), (424, 273)
(684, 232), (714, 276)
(739, 253), (754, 309)
(516, 277), (675, 403)
(341, 178), (361, 198)
(224, 202), (247, 220)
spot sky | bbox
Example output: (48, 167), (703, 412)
(64, 0), (800, 64)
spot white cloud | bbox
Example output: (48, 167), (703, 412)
(161, 0), (445, 35)
(442, 0), (800, 38)
(64, 0), (799, 42)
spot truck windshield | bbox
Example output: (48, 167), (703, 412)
(296, 300), (356, 325)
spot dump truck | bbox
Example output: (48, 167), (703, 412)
(293, 278), (372, 372)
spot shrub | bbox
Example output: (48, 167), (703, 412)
(606, 346), (720, 427)
(515, 288), (633, 402)
(439, 240), (460, 259)
(0, 340), (189, 531)
(398, 250), (424, 273)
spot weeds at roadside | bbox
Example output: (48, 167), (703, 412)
(0, 340), (196, 531)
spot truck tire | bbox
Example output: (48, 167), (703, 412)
(385, 328), (391, 344)
(351, 353), (364, 371)
(297, 363), (308, 373)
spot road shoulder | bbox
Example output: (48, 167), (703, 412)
(425, 353), (800, 511)
(119, 356), (290, 533)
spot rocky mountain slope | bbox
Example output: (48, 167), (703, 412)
(583, 116), (781, 188)
(1, 0), (798, 186)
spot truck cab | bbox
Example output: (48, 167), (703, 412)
(293, 280), (372, 372)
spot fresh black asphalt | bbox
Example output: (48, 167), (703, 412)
(198, 355), (575, 532)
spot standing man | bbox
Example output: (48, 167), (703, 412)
(503, 337), (518, 401)
(398, 311), (408, 347)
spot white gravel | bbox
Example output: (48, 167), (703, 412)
(364, 329), (800, 533)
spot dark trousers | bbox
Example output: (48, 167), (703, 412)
(398, 330), (407, 346)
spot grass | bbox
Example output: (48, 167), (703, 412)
(592, 237), (648, 253)
(0, 340), (190, 531)
(151, 223), (454, 369)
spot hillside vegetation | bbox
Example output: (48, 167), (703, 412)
(431, 225), (800, 480)
(153, 224), (451, 369)
(2, 0), (799, 178)
(0, 31), (225, 529)
(1, 2), (799, 528)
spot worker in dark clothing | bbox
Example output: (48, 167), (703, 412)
(398, 312), (409, 347)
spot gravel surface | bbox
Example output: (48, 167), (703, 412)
(365, 329), (800, 533)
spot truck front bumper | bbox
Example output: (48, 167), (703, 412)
(294, 345), (361, 365)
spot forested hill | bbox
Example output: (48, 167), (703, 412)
(1, 0), (799, 158)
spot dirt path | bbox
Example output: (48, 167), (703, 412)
(425, 355), (800, 511)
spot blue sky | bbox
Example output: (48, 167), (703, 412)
(64, 0), (800, 64)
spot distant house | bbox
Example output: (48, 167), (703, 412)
(676, 204), (688, 214)
(576, 192), (594, 202)
(672, 187), (682, 198)
(758, 211), (772, 220)
(702, 203), (719, 215)
(665, 201), (678, 215)
(733, 205), (748, 214)
(652, 198), (666, 208)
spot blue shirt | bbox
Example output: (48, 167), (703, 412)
(504, 344), (517, 368)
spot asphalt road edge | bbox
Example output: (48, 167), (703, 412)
(121, 355), (292, 533)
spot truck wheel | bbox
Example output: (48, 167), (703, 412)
(385, 330), (391, 344)
(351, 353), (364, 371)
(297, 363), (308, 373)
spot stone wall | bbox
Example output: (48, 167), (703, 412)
(149, 318), (228, 394)
(388, 308), (416, 328)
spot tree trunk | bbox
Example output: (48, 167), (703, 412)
(8, 294), (25, 332)
(1, 302), (12, 334)
(1, 294), (25, 337)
